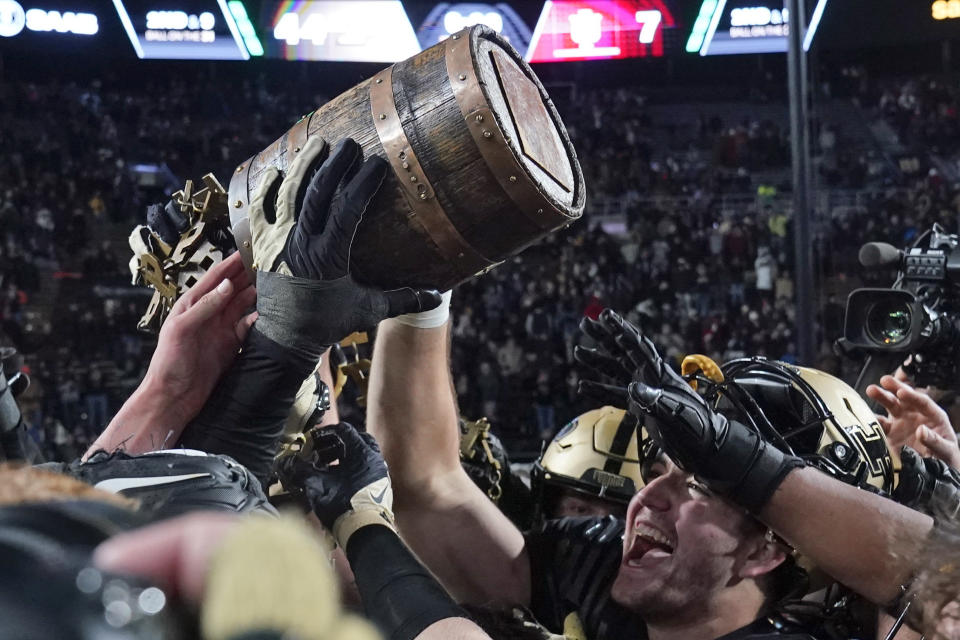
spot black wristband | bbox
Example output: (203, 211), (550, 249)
(255, 271), (333, 363)
(345, 525), (465, 640)
(738, 440), (806, 513)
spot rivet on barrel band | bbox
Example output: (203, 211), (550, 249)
(368, 65), (494, 274)
(444, 35), (563, 231)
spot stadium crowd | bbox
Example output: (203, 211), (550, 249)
(2, 69), (960, 453)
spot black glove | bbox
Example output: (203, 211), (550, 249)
(252, 138), (442, 362)
(278, 422), (395, 547)
(893, 445), (960, 519)
(577, 309), (804, 513)
(146, 199), (189, 247)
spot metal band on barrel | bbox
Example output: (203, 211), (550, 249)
(369, 67), (494, 275)
(228, 155), (255, 271)
(228, 113), (315, 274)
(444, 29), (562, 230)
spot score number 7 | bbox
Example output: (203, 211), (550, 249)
(635, 10), (662, 44)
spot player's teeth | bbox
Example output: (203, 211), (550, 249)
(633, 523), (672, 549)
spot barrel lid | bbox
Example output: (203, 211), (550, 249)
(446, 26), (584, 226)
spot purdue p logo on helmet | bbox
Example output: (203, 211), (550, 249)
(715, 358), (900, 494)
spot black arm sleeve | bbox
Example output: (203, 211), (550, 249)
(524, 516), (644, 640)
(178, 327), (317, 484)
(345, 524), (466, 640)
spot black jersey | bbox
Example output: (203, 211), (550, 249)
(525, 515), (644, 640)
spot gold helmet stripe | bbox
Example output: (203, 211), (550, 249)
(603, 411), (639, 475)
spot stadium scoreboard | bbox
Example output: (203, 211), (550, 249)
(112, 0), (252, 59)
(686, 0), (828, 56)
(22, 0), (953, 63)
(264, 1), (420, 62)
(0, 0), (99, 38)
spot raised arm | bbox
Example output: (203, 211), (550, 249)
(760, 466), (931, 605)
(366, 307), (531, 606)
(867, 374), (960, 469)
(86, 251), (257, 458)
(278, 421), (492, 640)
(177, 138), (438, 482)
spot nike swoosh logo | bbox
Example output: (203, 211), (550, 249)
(371, 483), (389, 504)
(94, 473), (212, 493)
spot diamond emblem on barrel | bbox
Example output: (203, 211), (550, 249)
(490, 49), (573, 192)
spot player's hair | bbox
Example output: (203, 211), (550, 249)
(0, 463), (136, 508)
(906, 507), (960, 639)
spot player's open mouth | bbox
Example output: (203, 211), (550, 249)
(624, 520), (674, 566)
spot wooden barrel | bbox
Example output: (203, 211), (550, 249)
(228, 25), (584, 291)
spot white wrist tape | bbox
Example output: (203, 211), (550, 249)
(393, 290), (452, 329)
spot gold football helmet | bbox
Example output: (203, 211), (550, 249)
(531, 406), (644, 519)
(710, 358), (900, 494)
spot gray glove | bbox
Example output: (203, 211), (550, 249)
(0, 347), (31, 461)
(250, 138), (442, 361)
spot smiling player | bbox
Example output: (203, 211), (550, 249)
(366, 307), (824, 639)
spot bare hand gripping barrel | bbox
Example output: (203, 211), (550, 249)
(229, 25), (585, 291)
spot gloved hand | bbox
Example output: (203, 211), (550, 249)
(0, 347), (31, 461)
(278, 422), (395, 549)
(894, 445), (960, 519)
(576, 308), (804, 513)
(248, 138), (442, 362)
